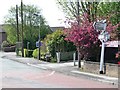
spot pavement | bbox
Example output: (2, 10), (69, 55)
(1, 52), (118, 86)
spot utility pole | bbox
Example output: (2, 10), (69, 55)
(77, 0), (81, 68)
(16, 5), (19, 42)
(21, 0), (24, 57)
(33, 14), (41, 60)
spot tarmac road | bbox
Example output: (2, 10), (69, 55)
(0, 52), (118, 88)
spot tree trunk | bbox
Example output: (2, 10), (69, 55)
(78, 46), (81, 68)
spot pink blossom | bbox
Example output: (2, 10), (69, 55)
(64, 13), (118, 60)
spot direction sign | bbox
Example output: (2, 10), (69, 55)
(36, 41), (42, 47)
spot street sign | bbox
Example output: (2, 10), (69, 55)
(94, 22), (106, 31)
(93, 20), (107, 31)
(36, 41), (42, 47)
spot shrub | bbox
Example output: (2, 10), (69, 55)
(32, 48), (39, 58)
(50, 57), (57, 63)
(1, 41), (16, 52)
(1, 41), (10, 50)
(28, 50), (33, 57)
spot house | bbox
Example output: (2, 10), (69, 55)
(0, 25), (7, 50)
(50, 27), (65, 32)
(104, 41), (118, 63)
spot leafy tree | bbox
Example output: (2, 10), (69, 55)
(97, 2), (120, 25)
(97, 2), (120, 40)
(56, 0), (99, 22)
(57, 1), (120, 30)
(45, 29), (76, 57)
(4, 4), (51, 49)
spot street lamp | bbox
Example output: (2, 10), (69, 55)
(93, 20), (110, 74)
(33, 14), (41, 60)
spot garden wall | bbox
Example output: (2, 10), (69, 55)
(2, 46), (16, 52)
(60, 51), (75, 61)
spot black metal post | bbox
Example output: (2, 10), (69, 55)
(34, 14), (41, 60)
(16, 5), (19, 42)
(21, 0), (24, 57)
(38, 32), (40, 60)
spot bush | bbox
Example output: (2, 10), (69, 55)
(1, 41), (10, 50)
(32, 48), (39, 58)
(1, 41), (16, 52)
(24, 49), (28, 57)
(28, 50), (33, 57)
(50, 57), (57, 63)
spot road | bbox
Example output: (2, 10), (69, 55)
(0, 52), (117, 88)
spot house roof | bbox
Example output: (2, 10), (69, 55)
(50, 27), (65, 32)
(105, 41), (118, 47)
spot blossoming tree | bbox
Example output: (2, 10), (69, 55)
(64, 13), (119, 67)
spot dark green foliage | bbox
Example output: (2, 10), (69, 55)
(27, 50), (33, 57)
(45, 30), (76, 58)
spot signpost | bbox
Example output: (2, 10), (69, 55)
(93, 20), (110, 74)
(36, 41), (42, 47)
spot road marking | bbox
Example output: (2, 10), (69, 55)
(27, 63), (47, 70)
(47, 71), (55, 76)
(27, 63), (55, 77)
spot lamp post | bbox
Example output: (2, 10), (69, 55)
(21, 0), (24, 57)
(16, 5), (19, 42)
(93, 20), (110, 74)
(34, 14), (41, 60)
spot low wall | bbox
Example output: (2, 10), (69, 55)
(83, 61), (118, 77)
(60, 51), (75, 61)
(2, 46), (16, 52)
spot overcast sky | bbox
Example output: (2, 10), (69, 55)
(0, 0), (66, 27)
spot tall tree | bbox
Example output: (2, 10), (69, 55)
(97, 2), (120, 40)
(4, 4), (51, 49)
(56, 0), (99, 22)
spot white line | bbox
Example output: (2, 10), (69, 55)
(47, 71), (55, 76)
(27, 63), (55, 77)
(27, 63), (47, 70)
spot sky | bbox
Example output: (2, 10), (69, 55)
(0, 0), (66, 27)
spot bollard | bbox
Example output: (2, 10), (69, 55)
(56, 52), (60, 63)
(73, 52), (76, 66)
